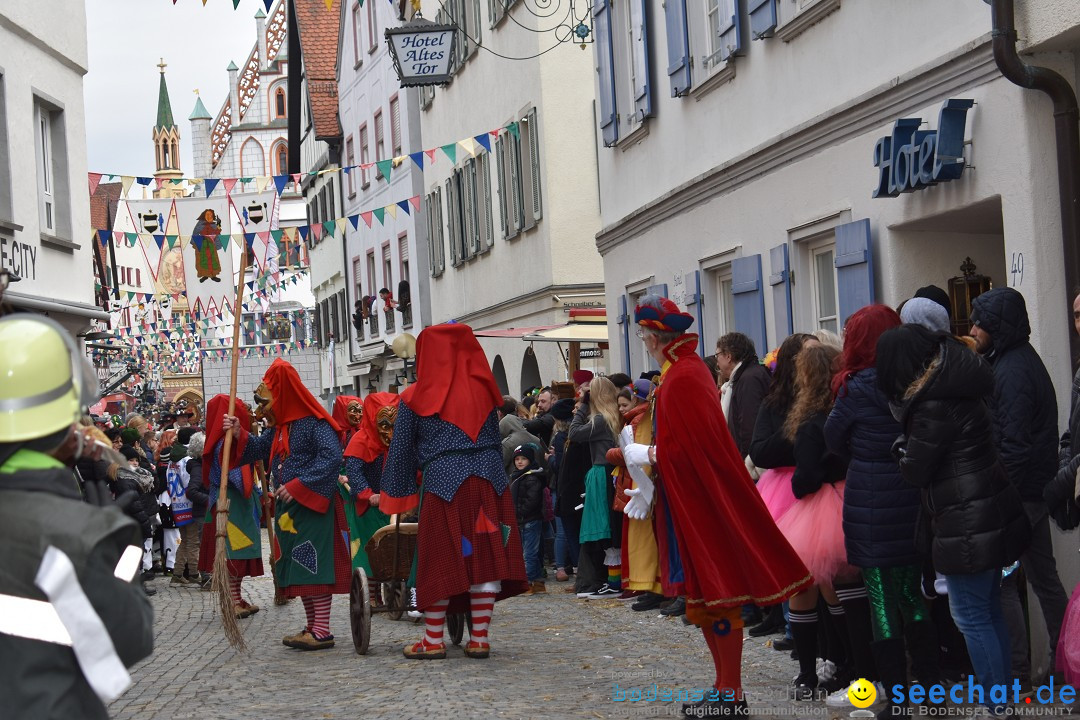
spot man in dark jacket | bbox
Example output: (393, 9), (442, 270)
(524, 387), (556, 447)
(0, 314), (154, 719)
(716, 333), (771, 459)
(970, 286), (1067, 683)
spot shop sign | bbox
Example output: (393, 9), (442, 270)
(578, 348), (604, 359)
(873, 98), (974, 198)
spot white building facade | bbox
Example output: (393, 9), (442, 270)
(327, 0), (430, 396)
(410, 0), (605, 397)
(0, 0), (107, 334)
(593, 0), (1080, 674)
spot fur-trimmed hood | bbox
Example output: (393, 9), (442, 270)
(897, 338), (994, 423)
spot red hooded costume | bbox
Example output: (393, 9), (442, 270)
(331, 395), (363, 447)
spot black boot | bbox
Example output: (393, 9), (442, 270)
(749, 604), (786, 637)
(871, 637), (910, 719)
(904, 620), (942, 686)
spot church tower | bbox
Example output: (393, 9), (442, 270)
(152, 59), (183, 197)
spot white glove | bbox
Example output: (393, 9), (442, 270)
(619, 425), (635, 449)
(623, 488), (651, 520)
(623, 442), (651, 467)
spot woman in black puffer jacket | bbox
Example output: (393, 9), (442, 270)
(877, 325), (1030, 708)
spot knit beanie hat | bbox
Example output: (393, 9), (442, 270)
(513, 444), (536, 464)
(549, 398), (575, 421)
(572, 370), (594, 386)
(177, 427), (196, 446)
(914, 285), (952, 319)
(900, 297), (951, 333)
(120, 428), (141, 445)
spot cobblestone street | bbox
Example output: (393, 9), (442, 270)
(109, 533), (818, 720)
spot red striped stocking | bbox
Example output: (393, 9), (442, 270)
(469, 589), (496, 645)
(229, 576), (242, 605)
(310, 594), (332, 639)
(301, 596), (315, 633)
(420, 598), (449, 649)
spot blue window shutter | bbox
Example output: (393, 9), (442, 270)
(748, 0), (777, 39)
(594, 0), (619, 147)
(664, 0), (692, 97)
(631, 0), (652, 119)
(768, 243), (793, 341)
(683, 271), (704, 355)
(731, 255), (767, 358)
(617, 294), (631, 375)
(835, 219), (876, 326)
(718, 0), (744, 63)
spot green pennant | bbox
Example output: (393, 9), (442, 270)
(232, 0), (241, 8)
(218, 235), (230, 251)
(323, 221), (335, 238)
(375, 159), (393, 181)
(271, 229), (283, 242)
(506, 122), (520, 139)
(166, 235), (178, 249)
(373, 207), (385, 225)
(125, 232), (138, 246)
(441, 143), (457, 164)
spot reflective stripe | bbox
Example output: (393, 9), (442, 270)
(113, 545), (142, 582)
(0, 595), (73, 645)
(0, 377), (73, 411)
(35, 546), (132, 703)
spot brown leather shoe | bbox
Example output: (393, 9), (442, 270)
(528, 581), (547, 595)
(464, 641), (490, 659)
(282, 628), (310, 646)
(235, 601), (260, 619)
(289, 631), (335, 650)
(403, 640), (446, 659)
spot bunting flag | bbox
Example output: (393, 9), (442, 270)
(89, 120), (524, 198)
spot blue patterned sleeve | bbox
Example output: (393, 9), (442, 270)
(293, 418), (343, 491)
(236, 427), (273, 466)
(344, 456), (370, 497)
(381, 403), (419, 500)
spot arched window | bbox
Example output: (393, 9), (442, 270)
(240, 137), (265, 176)
(274, 141), (288, 175)
(274, 86), (286, 119)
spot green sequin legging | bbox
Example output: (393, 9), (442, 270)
(862, 564), (930, 641)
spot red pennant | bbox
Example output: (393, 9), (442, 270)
(291, 173), (302, 188)
(223, 178), (237, 195)
(408, 196), (421, 211)
(424, 149), (436, 164)
(154, 178), (165, 191)
(360, 211), (373, 228)
(88, 172), (102, 197)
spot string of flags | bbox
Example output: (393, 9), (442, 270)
(89, 122), (523, 199)
(174, 0), (392, 13)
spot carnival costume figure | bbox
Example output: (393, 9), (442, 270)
(198, 395), (264, 619)
(332, 395), (363, 448)
(226, 358), (349, 650)
(342, 392), (399, 578)
(624, 295), (813, 716)
(380, 324), (528, 660)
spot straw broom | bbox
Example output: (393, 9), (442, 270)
(211, 240), (249, 651)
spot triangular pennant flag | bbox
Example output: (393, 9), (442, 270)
(166, 235), (178, 249)
(375, 159), (392, 181)
(263, 0), (273, 11)
(336, 218), (348, 236)
(232, 0), (240, 8)
(283, 226), (297, 241)
(441, 143), (457, 164)
(311, 225), (323, 242)
(204, 178), (220, 197)
(88, 172), (102, 197)
(222, 178), (237, 195)
(121, 176), (135, 195)
(218, 235), (230, 251)
(373, 207), (385, 225)
(347, 214), (360, 230)
(424, 149), (437, 164)
(192, 235), (204, 251)
(244, 233), (256, 250)
(271, 229), (283, 244)
(409, 195), (421, 211)
(97, 230), (110, 247)
(154, 178), (165, 192)
(273, 174), (290, 195)
(507, 122), (520, 139)
(298, 226), (310, 241)
(125, 232), (138, 246)
(458, 138), (476, 158)
(385, 204), (398, 220)
(256, 175), (272, 192)
(409, 152), (424, 170)
(324, 0), (333, 9)
(136, 176), (152, 186)
(291, 173), (302, 187)
(153, 234), (165, 249)
(396, 200), (411, 216)
(322, 221), (335, 238)
(360, 211), (373, 228)
(474, 133), (492, 153)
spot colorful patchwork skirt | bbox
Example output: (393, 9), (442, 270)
(274, 491), (351, 597)
(198, 485), (264, 578)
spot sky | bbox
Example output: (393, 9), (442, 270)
(85, 0), (264, 178)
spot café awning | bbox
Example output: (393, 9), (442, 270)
(473, 325), (560, 339)
(522, 323), (610, 344)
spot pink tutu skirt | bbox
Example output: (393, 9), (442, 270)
(775, 481), (854, 584)
(757, 467), (798, 522)
(1056, 581), (1080, 685)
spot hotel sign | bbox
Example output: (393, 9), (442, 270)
(873, 98), (974, 198)
(386, 18), (457, 88)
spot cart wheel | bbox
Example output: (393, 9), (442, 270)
(447, 612), (466, 646)
(387, 579), (406, 621)
(349, 567), (371, 655)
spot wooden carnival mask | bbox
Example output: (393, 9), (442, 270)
(376, 405), (398, 448)
(253, 382), (276, 426)
(346, 400), (363, 428)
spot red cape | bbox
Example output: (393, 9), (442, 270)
(203, 394), (252, 497)
(654, 335), (812, 609)
(263, 358), (340, 460)
(332, 394), (362, 446)
(345, 392), (401, 463)
(399, 324), (501, 441)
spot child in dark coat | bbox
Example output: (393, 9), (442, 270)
(509, 444), (546, 594)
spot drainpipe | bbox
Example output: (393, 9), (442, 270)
(990, 0), (1080, 364)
